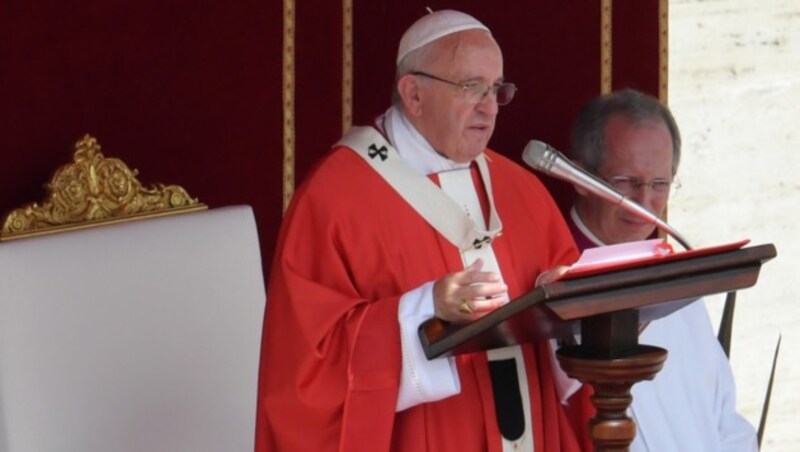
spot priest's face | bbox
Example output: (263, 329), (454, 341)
(412, 30), (503, 163)
(577, 115), (676, 245)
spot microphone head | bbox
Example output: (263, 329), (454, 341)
(522, 140), (556, 172)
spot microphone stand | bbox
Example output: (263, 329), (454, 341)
(527, 140), (693, 250)
(619, 197), (693, 250)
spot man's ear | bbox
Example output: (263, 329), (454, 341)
(573, 162), (591, 197)
(397, 74), (423, 117)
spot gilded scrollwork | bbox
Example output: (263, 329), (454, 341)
(1, 135), (206, 240)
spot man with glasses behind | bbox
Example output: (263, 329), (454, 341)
(256, 9), (589, 452)
(566, 88), (757, 451)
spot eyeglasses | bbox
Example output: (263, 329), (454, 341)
(605, 176), (679, 195)
(411, 71), (517, 106)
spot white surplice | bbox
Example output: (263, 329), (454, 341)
(570, 207), (758, 452)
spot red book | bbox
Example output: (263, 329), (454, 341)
(560, 238), (751, 281)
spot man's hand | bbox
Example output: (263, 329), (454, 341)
(535, 265), (570, 287)
(432, 258), (508, 323)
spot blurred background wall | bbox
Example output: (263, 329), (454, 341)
(669, 1), (799, 449)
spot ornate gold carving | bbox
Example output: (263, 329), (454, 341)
(1, 135), (206, 241)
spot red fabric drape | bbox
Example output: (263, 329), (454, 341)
(0, 0), (661, 284)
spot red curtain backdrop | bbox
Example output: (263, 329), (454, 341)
(0, 1), (661, 275)
(613, 2), (661, 93)
(0, 0), (284, 276)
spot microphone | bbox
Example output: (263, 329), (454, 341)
(522, 140), (692, 250)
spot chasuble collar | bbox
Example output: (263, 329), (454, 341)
(377, 106), (472, 176)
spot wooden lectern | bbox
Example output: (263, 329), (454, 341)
(419, 243), (776, 451)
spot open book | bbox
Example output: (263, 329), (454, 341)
(418, 240), (774, 359)
(559, 238), (751, 281)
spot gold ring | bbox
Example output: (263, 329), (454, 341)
(459, 301), (473, 314)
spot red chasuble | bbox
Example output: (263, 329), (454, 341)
(255, 143), (588, 451)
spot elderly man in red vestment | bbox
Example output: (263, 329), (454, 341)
(256, 10), (589, 451)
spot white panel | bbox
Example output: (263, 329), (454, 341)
(0, 206), (265, 452)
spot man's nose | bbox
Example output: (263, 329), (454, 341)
(476, 91), (499, 115)
(629, 186), (664, 215)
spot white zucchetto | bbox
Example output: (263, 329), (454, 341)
(396, 10), (490, 66)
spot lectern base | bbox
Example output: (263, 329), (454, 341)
(557, 344), (667, 452)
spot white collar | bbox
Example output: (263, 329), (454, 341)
(377, 105), (471, 175)
(570, 205), (607, 247)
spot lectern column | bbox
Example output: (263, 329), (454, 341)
(556, 310), (667, 451)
